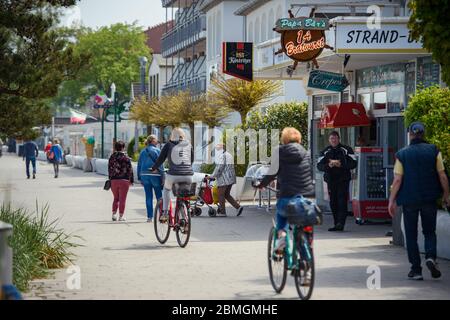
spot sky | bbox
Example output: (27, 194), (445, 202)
(62, 0), (169, 30)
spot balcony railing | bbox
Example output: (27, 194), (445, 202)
(162, 73), (207, 96)
(161, 14), (206, 58)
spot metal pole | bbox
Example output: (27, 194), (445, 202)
(101, 112), (104, 158)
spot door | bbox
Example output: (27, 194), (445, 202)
(379, 116), (406, 197)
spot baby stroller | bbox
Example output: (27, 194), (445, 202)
(191, 176), (223, 217)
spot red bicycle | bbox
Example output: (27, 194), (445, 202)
(154, 182), (196, 248)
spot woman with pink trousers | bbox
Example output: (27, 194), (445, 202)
(108, 141), (134, 221)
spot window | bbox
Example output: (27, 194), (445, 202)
(261, 13), (267, 42)
(156, 74), (159, 98)
(268, 9), (275, 39)
(248, 21), (253, 42)
(215, 11), (221, 55)
(373, 91), (387, 110)
(358, 93), (371, 112)
(255, 17), (260, 44)
(387, 85), (405, 113)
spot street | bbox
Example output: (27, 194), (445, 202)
(1, 154), (449, 300)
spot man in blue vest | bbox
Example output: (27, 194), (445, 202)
(388, 122), (449, 280)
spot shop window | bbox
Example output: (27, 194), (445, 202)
(387, 85), (405, 113)
(373, 91), (386, 110)
(358, 93), (371, 112)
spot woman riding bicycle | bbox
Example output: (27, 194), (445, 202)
(255, 127), (314, 252)
(151, 128), (194, 221)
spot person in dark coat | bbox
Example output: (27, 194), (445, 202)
(317, 131), (357, 232)
(388, 122), (449, 281)
(256, 127), (314, 252)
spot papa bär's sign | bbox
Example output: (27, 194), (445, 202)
(275, 17), (329, 63)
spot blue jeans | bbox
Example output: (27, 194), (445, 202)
(403, 202), (437, 273)
(141, 175), (163, 219)
(276, 196), (299, 232)
(25, 157), (36, 177)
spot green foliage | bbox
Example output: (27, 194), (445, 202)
(404, 86), (450, 172)
(247, 102), (309, 147)
(0, 203), (80, 292)
(408, 1), (450, 84)
(0, 0), (87, 137)
(56, 23), (151, 108)
(127, 135), (147, 162)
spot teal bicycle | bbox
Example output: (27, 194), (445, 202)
(265, 187), (320, 300)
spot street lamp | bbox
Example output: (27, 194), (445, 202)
(110, 83), (117, 147)
(134, 56), (148, 153)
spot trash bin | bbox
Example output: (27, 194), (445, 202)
(0, 221), (13, 286)
(17, 144), (24, 158)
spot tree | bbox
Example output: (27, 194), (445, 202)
(131, 91), (230, 147)
(0, 0), (87, 137)
(208, 77), (282, 126)
(247, 102), (309, 147)
(404, 85), (450, 172)
(57, 23), (152, 108)
(408, 0), (450, 84)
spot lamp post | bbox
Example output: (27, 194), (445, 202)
(110, 83), (117, 147)
(134, 56), (148, 153)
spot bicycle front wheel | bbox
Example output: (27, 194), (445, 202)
(267, 227), (287, 293)
(154, 199), (170, 244)
(175, 201), (191, 248)
(294, 233), (315, 300)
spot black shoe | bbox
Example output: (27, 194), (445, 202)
(27, 176), (30, 179)
(408, 270), (423, 280)
(33, 174), (36, 179)
(328, 224), (344, 232)
(426, 259), (441, 279)
(237, 207), (243, 217)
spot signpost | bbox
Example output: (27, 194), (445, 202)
(308, 70), (349, 92)
(222, 42), (253, 82)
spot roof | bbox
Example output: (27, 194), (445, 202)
(234, 0), (270, 16)
(200, 0), (248, 12)
(150, 54), (178, 68)
(144, 21), (174, 54)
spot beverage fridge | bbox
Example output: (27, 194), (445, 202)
(352, 147), (391, 224)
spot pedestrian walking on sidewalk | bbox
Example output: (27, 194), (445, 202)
(108, 141), (134, 222)
(208, 143), (243, 217)
(388, 122), (449, 281)
(138, 135), (164, 223)
(255, 128), (314, 251)
(317, 131), (357, 232)
(22, 139), (39, 179)
(49, 139), (63, 178)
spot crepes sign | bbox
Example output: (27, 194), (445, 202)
(222, 42), (253, 81)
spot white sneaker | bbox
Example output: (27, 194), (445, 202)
(147, 218), (153, 223)
(274, 237), (286, 253)
(119, 216), (126, 222)
(112, 213), (118, 221)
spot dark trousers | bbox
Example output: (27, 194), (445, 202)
(217, 185), (240, 214)
(25, 157), (36, 177)
(53, 162), (59, 176)
(328, 180), (349, 227)
(403, 202), (437, 273)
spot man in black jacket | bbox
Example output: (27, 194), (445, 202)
(317, 131), (357, 231)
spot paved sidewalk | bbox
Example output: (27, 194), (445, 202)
(1, 154), (449, 300)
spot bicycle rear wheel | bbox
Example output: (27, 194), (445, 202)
(294, 232), (315, 300)
(267, 227), (287, 293)
(154, 199), (170, 244)
(175, 201), (191, 248)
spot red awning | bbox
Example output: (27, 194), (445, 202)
(318, 102), (370, 129)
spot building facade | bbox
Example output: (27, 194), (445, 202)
(161, 0), (207, 96)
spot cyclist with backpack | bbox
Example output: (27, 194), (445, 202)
(255, 127), (314, 252)
(151, 128), (194, 222)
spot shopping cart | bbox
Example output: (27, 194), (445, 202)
(190, 176), (223, 217)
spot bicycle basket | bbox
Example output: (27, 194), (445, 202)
(285, 197), (322, 226)
(172, 182), (197, 197)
